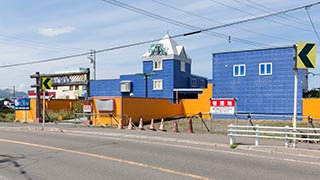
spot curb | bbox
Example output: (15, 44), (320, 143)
(237, 145), (320, 158)
(0, 125), (319, 157)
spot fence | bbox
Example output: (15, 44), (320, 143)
(228, 124), (320, 148)
(71, 113), (128, 127)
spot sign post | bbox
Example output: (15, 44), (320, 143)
(293, 42), (316, 148)
(41, 77), (52, 130)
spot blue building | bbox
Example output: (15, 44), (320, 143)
(91, 35), (207, 100)
(212, 46), (308, 117)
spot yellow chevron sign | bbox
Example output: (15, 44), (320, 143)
(42, 77), (52, 90)
(296, 42), (316, 69)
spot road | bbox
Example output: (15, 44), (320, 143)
(0, 128), (319, 180)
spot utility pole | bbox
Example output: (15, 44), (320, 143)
(89, 50), (96, 80)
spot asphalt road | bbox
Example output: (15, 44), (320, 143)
(0, 128), (319, 180)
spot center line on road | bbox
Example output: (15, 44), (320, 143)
(0, 138), (212, 180)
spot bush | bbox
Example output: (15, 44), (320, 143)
(0, 109), (15, 122)
(46, 110), (75, 122)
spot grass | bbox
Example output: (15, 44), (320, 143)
(0, 109), (15, 122)
(150, 118), (320, 134)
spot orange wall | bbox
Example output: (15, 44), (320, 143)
(181, 83), (212, 118)
(91, 97), (121, 126)
(16, 86), (320, 124)
(15, 98), (83, 123)
(15, 98), (36, 123)
(122, 97), (182, 123)
(303, 98), (320, 121)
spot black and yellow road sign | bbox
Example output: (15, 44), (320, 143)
(296, 42), (316, 69)
(42, 77), (52, 90)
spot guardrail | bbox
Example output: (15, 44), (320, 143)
(228, 124), (320, 148)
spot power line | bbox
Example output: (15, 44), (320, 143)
(244, 0), (320, 28)
(208, 0), (314, 32)
(1, 1), (319, 69)
(305, 6), (320, 42)
(101, 0), (271, 47)
(152, 0), (292, 43)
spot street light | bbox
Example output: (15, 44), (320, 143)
(135, 73), (157, 98)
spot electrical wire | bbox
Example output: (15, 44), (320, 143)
(101, 0), (271, 47)
(151, 0), (292, 43)
(244, 0), (320, 29)
(208, 0), (314, 32)
(305, 6), (320, 42)
(0, 1), (319, 69)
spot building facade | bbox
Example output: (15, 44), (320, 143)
(91, 35), (207, 100)
(212, 46), (307, 117)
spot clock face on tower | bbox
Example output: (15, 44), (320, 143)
(149, 43), (167, 57)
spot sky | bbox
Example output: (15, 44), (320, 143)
(0, 0), (320, 92)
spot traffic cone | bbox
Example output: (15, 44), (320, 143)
(149, 118), (156, 131)
(127, 118), (135, 130)
(159, 118), (167, 132)
(118, 119), (124, 129)
(172, 120), (179, 133)
(138, 118), (145, 130)
(187, 117), (194, 133)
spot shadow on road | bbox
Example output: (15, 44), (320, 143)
(0, 155), (32, 180)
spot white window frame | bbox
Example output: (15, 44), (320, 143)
(259, 63), (272, 76)
(233, 64), (246, 77)
(153, 79), (163, 90)
(153, 60), (162, 71)
(180, 61), (186, 72)
(191, 78), (197, 87)
(120, 81), (131, 92)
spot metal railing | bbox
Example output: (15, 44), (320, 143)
(228, 124), (320, 148)
(72, 113), (128, 127)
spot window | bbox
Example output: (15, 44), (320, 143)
(191, 78), (197, 87)
(153, 60), (162, 70)
(259, 63), (272, 76)
(200, 79), (206, 88)
(120, 81), (131, 92)
(233, 64), (246, 77)
(180, 61), (186, 72)
(69, 86), (73, 90)
(75, 85), (79, 90)
(153, 79), (163, 90)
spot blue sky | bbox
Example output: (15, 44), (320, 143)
(0, 0), (319, 92)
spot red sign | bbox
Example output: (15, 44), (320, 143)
(210, 99), (235, 114)
(83, 105), (92, 113)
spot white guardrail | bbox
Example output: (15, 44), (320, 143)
(228, 124), (320, 148)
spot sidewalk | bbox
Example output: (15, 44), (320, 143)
(1, 122), (319, 157)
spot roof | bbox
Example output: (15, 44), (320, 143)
(212, 46), (293, 55)
(142, 34), (192, 63)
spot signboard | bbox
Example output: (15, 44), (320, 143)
(42, 77), (52, 90)
(83, 105), (92, 113)
(210, 99), (235, 115)
(149, 43), (167, 56)
(296, 42), (316, 69)
(14, 98), (30, 110)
